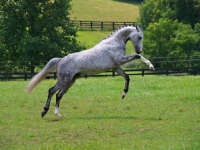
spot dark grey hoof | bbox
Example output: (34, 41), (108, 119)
(41, 111), (47, 118)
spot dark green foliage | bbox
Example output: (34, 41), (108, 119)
(174, 0), (200, 28)
(0, 0), (85, 72)
(138, 0), (200, 68)
(114, 0), (143, 3)
(139, 0), (200, 30)
(143, 19), (199, 68)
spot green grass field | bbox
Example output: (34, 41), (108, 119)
(70, 0), (139, 21)
(1, 0), (200, 149)
(77, 31), (134, 56)
(72, 0), (140, 56)
(0, 76), (200, 149)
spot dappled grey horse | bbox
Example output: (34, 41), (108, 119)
(25, 25), (155, 117)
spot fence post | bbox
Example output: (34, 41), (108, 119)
(101, 22), (103, 30)
(166, 69), (169, 75)
(142, 69), (144, 76)
(24, 73), (27, 81)
(91, 21), (93, 29)
(112, 22), (114, 30)
(112, 71), (115, 77)
(80, 21), (82, 27)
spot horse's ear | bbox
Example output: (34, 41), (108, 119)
(136, 25), (140, 32)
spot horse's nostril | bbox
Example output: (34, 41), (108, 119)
(136, 51), (141, 54)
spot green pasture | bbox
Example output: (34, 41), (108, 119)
(70, 0), (139, 21)
(73, 0), (140, 56)
(77, 31), (134, 56)
(0, 76), (200, 149)
(1, 0), (200, 149)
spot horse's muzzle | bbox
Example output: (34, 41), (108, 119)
(136, 51), (141, 54)
(135, 47), (142, 54)
(135, 49), (142, 54)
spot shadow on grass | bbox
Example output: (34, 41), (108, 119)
(45, 118), (60, 122)
(44, 116), (137, 122)
(68, 116), (138, 120)
(112, 0), (141, 5)
(44, 116), (163, 122)
(70, 116), (163, 121)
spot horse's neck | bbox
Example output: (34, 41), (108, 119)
(106, 27), (134, 44)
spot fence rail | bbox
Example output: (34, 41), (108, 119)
(71, 20), (136, 30)
(1, 67), (200, 81)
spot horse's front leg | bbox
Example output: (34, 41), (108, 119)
(139, 55), (155, 70)
(113, 67), (130, 99)
(119, 54), (155, 70)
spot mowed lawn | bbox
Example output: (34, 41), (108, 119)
(70, 0), (139, 21)
(77, 31), (134, 56)
(0, 75), (200, 149)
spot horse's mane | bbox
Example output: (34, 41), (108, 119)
(102, 25), (135, 41)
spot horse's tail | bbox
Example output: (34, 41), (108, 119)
(25, 58), (61, 93)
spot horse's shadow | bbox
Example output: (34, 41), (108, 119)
(68, 116), (137, 120)
(44, 116), (161, 122)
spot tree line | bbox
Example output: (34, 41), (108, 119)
(0, 0), (85, 73)
(138, 0), (200, 68)
(0, 0), (200, 73)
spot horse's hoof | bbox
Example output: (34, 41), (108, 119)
(41, 111), (47, 118)
(54, 112), (62, 117)
(149, 65), (155, 70)
(121, 93), (126, 99)
(150, 67), (155, 70)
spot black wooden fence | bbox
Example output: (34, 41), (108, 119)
(71, 20), (136, 30)
(1, 66), (200, 81)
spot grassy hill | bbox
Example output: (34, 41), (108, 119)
(71, 0), (140, 61)
(76, 31), (134, 57)
(70, 0), (139, 22)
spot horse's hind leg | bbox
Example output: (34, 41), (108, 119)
(41, 81), (64, 117)
(54, 77), (77, 117)
(113, 67), (130, 99)
(54, 88), (68, 117)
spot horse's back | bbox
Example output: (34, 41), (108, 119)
(57, 47), (118, 76)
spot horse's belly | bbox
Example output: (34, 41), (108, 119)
(62, 51), (119, 75)
(78, 61), (116, 75)
(80, 65), (114, 75)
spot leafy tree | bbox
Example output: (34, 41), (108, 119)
(138, 0), (200, 69)
(194, 23), (200, 49)
(0, 0), (84, 73)
(115, 0), (143, 3)
(138, 0), (173, 30)
(174, 0), (200, 28)
(143, 19), (199, 68)
(139, 0), (200, 30)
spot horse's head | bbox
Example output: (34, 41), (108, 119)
(129, 26), (143, 54)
